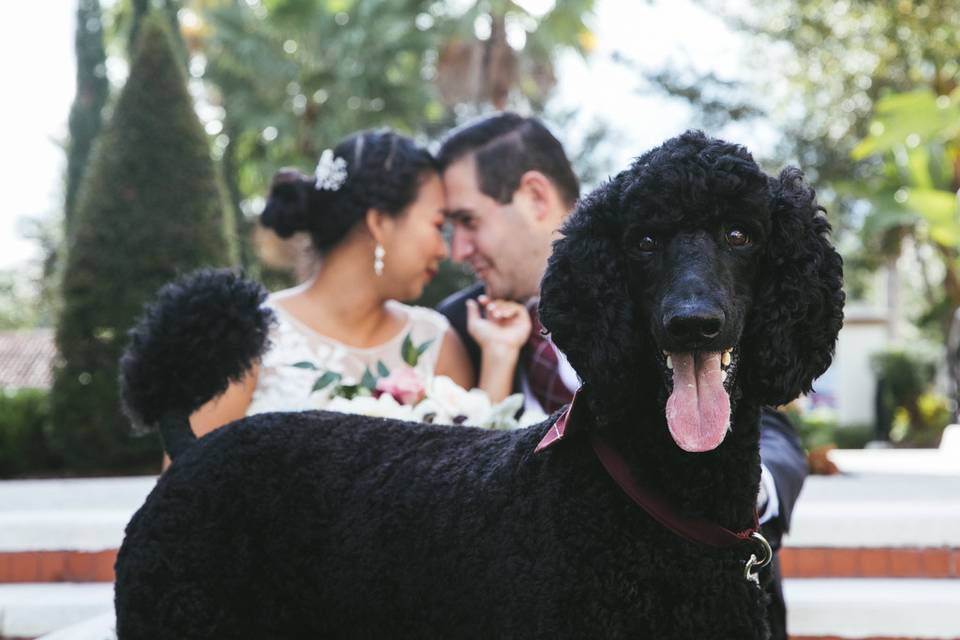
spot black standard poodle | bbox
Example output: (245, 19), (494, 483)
(115, 130), (844, 639)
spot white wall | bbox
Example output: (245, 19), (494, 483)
(808, 305), (888, 427)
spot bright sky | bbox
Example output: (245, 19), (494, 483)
(556, 0), (738, 167)
(1, 2), (75, 271)
(0, 0), (763, 273)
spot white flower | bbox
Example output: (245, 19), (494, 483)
(428, 376), (493, 424)
(412, 398), (451, 424)
(326, 394), (418, 422)
(306, 371), (529, 430)
(477, 393), (525, 430)
(518, 406), (548, 428)
(314, 149), (348, 191)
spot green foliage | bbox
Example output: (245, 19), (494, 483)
(190, 0), (594, 278)
(65, 0), (110, 234)
(684, 0), (960, 172)
(784, 405), (874, 451)
(51, 15), (236, 470)
(656, 0), (960, 343)
(127, 0), (186, 63)
(845, 87), (960, 336)
(889, 391), (952, 447)
(871, 348), (951, 446)
(198, 0), (447, 204)
(0, 388), (61, 478)
(871, 349), (936, 406)
(0, 270), (44, 330)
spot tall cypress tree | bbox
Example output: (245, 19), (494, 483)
(65, 0), (109, 234)
(51, 14), (236, 470)
(128, 0), (185, 66)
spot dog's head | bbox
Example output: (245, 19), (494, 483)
(540, 130), (844, 451)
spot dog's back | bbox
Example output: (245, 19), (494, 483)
(116, 409), (767, 639)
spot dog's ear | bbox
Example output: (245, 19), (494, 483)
(540, 172), (639, 398)
(740, 167), (845, 405)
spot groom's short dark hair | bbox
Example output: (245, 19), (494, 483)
(438, 113), (579, 208)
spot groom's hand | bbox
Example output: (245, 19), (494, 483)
(466, 295), (531, 354)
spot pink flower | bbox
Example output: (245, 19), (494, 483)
(374, 367), (426, 406)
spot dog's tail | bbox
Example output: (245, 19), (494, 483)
(119, 268), (274, 460)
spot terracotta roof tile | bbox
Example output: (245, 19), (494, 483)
(0, 329), (55, 389)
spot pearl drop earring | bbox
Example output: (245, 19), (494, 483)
(374, 243), (385, 276)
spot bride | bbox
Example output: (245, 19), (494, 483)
(190, 129), (531, 437)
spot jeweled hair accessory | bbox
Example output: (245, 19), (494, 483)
(314, 149), (348, 191)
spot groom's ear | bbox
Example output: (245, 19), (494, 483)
(515, 171), (554, 223)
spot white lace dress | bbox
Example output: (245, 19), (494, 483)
(245, 298), (450, 416)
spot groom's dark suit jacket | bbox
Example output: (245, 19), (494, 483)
(438, 283), (807, 640)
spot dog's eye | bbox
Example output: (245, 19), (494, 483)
(636, 235), (658, 252)
(624, 228), (660, 258)
(726, 228), (751, 248)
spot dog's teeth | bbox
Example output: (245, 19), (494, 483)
(666, 355), (673, 369)
(721, 351), (731, 367)
(721, 371), (728, 382)
(727, 422), (733, 433)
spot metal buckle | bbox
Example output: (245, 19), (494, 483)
(743, 531), (773, 585)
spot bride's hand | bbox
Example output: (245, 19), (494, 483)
(465, 295), (532, 353)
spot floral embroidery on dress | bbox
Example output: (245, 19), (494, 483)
(246, 299), (542, 430)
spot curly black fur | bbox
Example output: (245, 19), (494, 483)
(541, 130), (844, 424)
(115, 131), (843, 639)
(119, 268), (273, 438)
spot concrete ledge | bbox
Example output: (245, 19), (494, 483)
(36, 612), (115, 640)
(786, 474), (960, 548)
(829, 448), (960, 477)
(10, 579), (959, 640)
(0, 512), (134, 554)
(785, 578), (960, 639)
(0, 583), (113, 639)
(0, 478), (154, 552)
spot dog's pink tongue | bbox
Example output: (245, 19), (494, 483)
(665, 352), (730, 452)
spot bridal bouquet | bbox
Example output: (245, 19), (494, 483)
(290, 335), (544, 430)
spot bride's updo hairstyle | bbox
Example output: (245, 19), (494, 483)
(260, 129), (437, 253)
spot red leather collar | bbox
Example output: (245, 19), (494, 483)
(536, 390), (759, 549)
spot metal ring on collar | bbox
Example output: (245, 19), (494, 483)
(743, 531), (773, 584)
(750, 531), (773, 569)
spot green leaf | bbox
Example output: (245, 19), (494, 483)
(905, 147), (933, 190)
(291, 361), (319, 370)
(361, 367), (378, 390)
(311, 371), (341, 393)
(905, 188), (960, 247)
(401, 332), (418, 366)
(415, 338), (435, 359)
(906, 188), (957, 222)
(852, 91), (960, 160)
(376, 360), (390, 378)
(339, 384), (362, 400)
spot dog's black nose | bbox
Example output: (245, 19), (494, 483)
(664, 309), (725, 343)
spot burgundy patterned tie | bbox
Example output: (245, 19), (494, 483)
(522, 301), (575, 414)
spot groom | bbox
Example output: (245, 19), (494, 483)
(437, 112), (579, 415)
(436, 112), (806, 640)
